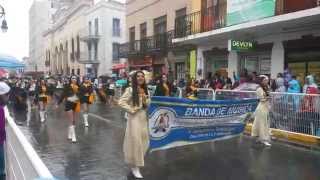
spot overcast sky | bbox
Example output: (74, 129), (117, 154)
(0, 0), (33, 60)
(0, 0), (126, 61)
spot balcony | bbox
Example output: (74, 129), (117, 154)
(79, 27), (101, 42)
(174, 0), (320, 39)
(77, 52), (100, 64)
(119, 31), (174, 58)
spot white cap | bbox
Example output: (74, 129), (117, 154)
(0, 82), (10, 95)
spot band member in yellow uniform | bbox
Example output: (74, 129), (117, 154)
(35, 78), (49, 122)
(57, 76), (81, 143)
(79, 77), (94, 127)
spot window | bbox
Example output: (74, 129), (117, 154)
(113, 18), (120, 37)
(112, 43), (120, 62)
(88, 21), (92, 35)
(176, 8), (186, 18)
(129, 27), (135, 42)
(129, 27), (135, 51)
(94, 18), (99, 35)
(154, 15), (167, 35)
(76, 36), (80, 59)
(77, 68), (80, 75)
(140, 22), (147, 39)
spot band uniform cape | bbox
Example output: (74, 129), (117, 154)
(251, 87), (270, 142)
(118, 87), (150, 167)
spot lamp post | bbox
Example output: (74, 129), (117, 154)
(0, 4), (8, 33)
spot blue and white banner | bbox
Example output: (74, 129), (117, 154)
(148, 97), (258, 151)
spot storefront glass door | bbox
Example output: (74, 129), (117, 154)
(308, 61), (320, 86)
(288, 62), (306, 85)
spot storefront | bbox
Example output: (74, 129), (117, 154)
(238, 43), (272, 75)
(128, 56), (153, 72)
(112, 63), (127, 77)
(284, 36), (320, 85)
(203, 48), (228, 78)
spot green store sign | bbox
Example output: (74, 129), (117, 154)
(228, 40), (255, 51)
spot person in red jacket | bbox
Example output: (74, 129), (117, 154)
(300, 75), (319, 135)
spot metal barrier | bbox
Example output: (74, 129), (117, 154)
(215, 89), (320, 137)
(4, 107), (55, 180)
(196, 88), (215, 100)
(270, 92), (320, 136)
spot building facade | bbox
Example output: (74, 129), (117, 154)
(29, 0), (51, 73)
(173, 0), (320, 85)
(120, 0), (194, 80)
(43, 0), (125, 77)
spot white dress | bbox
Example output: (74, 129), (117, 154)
(118, 87), (150, 167)
(251, 87), (270, 142)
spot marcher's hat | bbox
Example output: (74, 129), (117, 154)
(0, 82), (10, 95)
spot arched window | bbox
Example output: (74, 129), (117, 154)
(77, 35), (80, 59)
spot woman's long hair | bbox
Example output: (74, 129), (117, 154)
(131, 71), (148, 107)
(259, 75), (270, 97)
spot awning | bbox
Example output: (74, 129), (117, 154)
(0, 54), (25, 69)
(112, 63), (127, 70)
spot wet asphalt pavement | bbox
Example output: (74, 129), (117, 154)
(9, 102), (320, 180)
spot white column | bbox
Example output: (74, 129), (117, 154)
(271, 41), (284, 79)
(228, 51), (238, 82)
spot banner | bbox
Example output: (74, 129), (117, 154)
(148, 97), (258, 151)
(227, 0), (276, 26)
(189, 50), (196, 79)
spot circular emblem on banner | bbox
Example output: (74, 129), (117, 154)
(149, 108), (175, 138)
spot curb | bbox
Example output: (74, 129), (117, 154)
(245, 124), (320, 148)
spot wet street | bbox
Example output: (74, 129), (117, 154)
(8, 102), (320, 180)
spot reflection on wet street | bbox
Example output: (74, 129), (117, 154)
(9, 102), (320, 180)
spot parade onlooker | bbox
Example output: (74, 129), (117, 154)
(0, 81), (10, 179)
(154, 74), (171, 96)
(287, 75), (301, 93)
(303, 75), (318, 94)
(275, 73), (286, 92)
(252, 75), (271, 147)
(118, 71), (150, 179)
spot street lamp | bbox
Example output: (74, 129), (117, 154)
(0, 4), (8, 33)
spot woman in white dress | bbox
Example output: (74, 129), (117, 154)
(252, 75), (271, 147)
(118, 71), (150, 179)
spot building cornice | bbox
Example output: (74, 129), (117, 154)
(126, 0), (161, 16)
(86, 0), (125, 15)
(43, 1), (92, 37)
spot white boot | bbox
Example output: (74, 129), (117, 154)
(68, 126), (72, 140)
(131, 167), (143, 179)
(40, 111), (45, 122)
(83, 114), (89, 127)
(71, 125), (77, 143)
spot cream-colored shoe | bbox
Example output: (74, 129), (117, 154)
(131, 167), (143, 179)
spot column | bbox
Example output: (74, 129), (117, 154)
(196, 47), (204, 80)
(271, 41), (284, 79)
(228, 51), (238, 82)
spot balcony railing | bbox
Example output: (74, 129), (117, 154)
(77, 52), (100, 64)
(119, 31), (174, 58)
(175, 0), (319, 38)
(79, 27), (101, 41)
